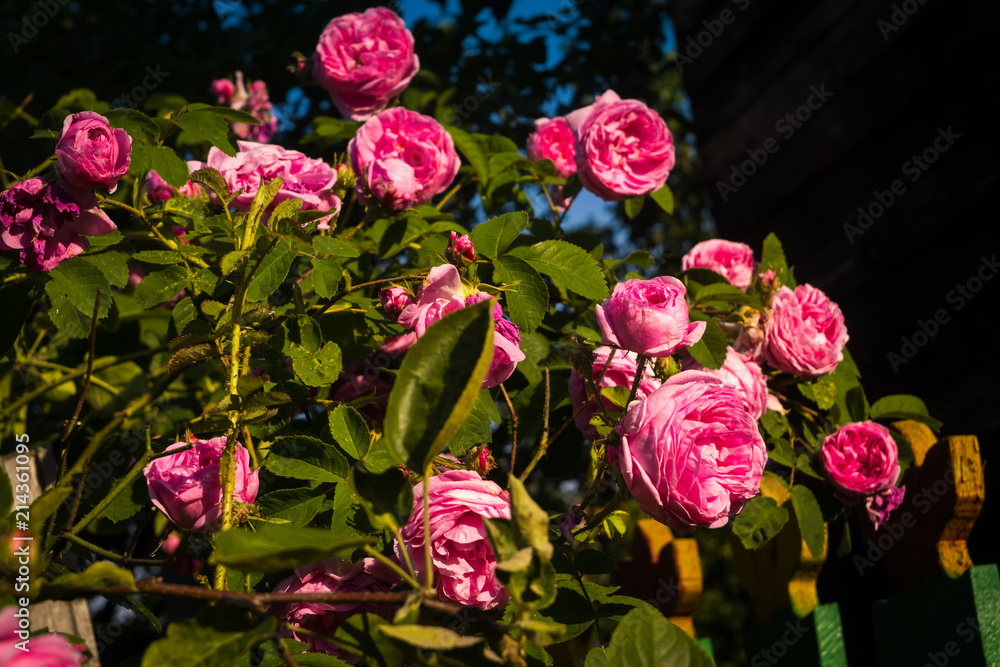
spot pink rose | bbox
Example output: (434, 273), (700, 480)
(569, 346), (662, 441)
(349, 107), (460, 211)
(526, 117), (577, 179)
(820, 421), (900, 504)
(449, 231), (476, 263)
(55, 111), (131, 193)
(206, 141), (341, 228)
(142, 437), (259, 532)
(682, 346), (769, 420)
(379, 286), (414, 319)
(681, 239), (756, 291)
(269, 557), (399, 662)
(396, 469), (511, 609)
(764, 284), (848, 378)
(0, 606), (85, 666)
(565, 90), (674, 200)
(145, 170), (174, 203)
(0, 178), (115, 272)
(617, 371), (766, 530)
(212, 72), (278, 142)
(211, 78), (236, 104)
(866, 485), (906, 530)
(313, 7), (420, 121)
(485, 316), (526, 388)
(595, 276), (705, 357)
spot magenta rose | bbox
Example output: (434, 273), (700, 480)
(379, 286), (414, 319)
(764, 284), (848, 378)
(0, 178), (116, 272)
(617, 371), (766, 530)
(396, 469), (511, 609)
(212, 72), (278, 142)
(565, 90), (674, 201)
(866, 485), (906, 530)
(349, 107), (460, 211)
(313, 7), (419, 121)
(449, 231), (476, 263)
(681, 239), (756, 291)
(569, 346), (662, 441)
(206, 141), (341, 228)
(595, 276), (705, 357)
(269, 557), (399, 662)
(55, 111), (131, 193)
(142, 437), (259, 532)
(820, 421), (900, 504)
(526, 116), (577, 180)
(682, 346), (769, 420)
(0, 606), (85, 666)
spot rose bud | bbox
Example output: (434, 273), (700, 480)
(820, 421), (900, 504)
(763, 284), (848, 378)
(681, 239), (756, 291)
(448, 231), (476, 263)
(379, 286), (414, 319)
(55, 111), (132, 193)
(526, 116), (577, 179)
(595, 276), (705, 357)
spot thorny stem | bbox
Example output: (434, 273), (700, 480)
(499, 383), (518, 480)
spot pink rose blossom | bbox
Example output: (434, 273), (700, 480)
(212, 72), (278, 142)
(396, 469), (511, 610)
(565, 90), (674, 200)
(270, 557), (398, 662)
(866, 485), (906, 530)
(595, 276), (705, 357)
(681, 239), (756, 291)
(379, 286), (414, 319)
(211, 78), (236, 103)
(526, 117), (577, 179)
(0, 178), (115, 272)
(820, 421), (900, 504)
(206, 141), (341, 228)
(449, 231), (476, 263)
(682, 346), (769, 420)
(55, 111), (131, 193)
(759, 269), (777, 288)
(142, 437), (259, 532)
(313, 7), (419, 121)
(764, 284), (848, 378)
(0, 606), (85, 666)
(569, 346), (662, 441)
(617, 371), (766, 531)
(349, 107), (460, 210)
(145, 170), (174, 203)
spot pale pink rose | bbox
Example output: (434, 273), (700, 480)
(595, 276), (705, 357)
(0, 178), (115, 272)
(820, 421), (900, 504)
(764, 284), (848, 378)
(142, 437), (259, 532)
(617, 371), (766, 531)
(0, 606), (85, 666)
(379, 286), (414, 319)
(866, 485), (906, 530)
(569, 346), (662, 441)
(681, 239), (756, 291)
(269, 557), (399, 662)
(212, 72), (278, 142)
(313, 7), (420, 121)
(55, 111), (131, 193)
(565, 90), (674, 201)
(526, 117), (577, 179)
(349, 107), (460, 210)
(396, 470), (511, 610)
(206, 141), (340, 227)
(682, 346), (769, 420)
(449, 231), (476, 263)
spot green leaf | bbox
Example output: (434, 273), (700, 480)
(624, 196), (644, 219)
(134, 266), (188, 308)
(0, 283), (36, 358)
(187, 103), (262, 126)
(45, 281), (87, 338)
(869, 394), (942, 430)
(586, 648), (608, 667)
(605, 605), (714, 667)
(172, 109), (236, 156)
(101, 475), (149, 523)
(105, 108), (160, 142)
(328, 405), (371, 459)
(210, 524), (372, 572)
(190, 166), (231, 202)
(172, 296), (197, 333)
(760, 233), (795, 288)
(36, 562), (137, 601)
(518, 240), (608, 300)
(812, 376), (837, 410)
(378, 625), (483, 650)
(140, 605), (276, 667)
(384, 300), (495, 471)
(650, 184), (675, 214)
(264, 435), (349, 483)
(509, 477), (554, 561)
(449, 388), (498, 457)
(257, 488), (328, 527)
(49, 258), (111, 319)
(470, 211), (529, 258)
(148, 145), (191, 189)
(790, 485), (826, 559)
(303, 116), (361, 146)
(444, 124), (487, 183)
(732, 495), (789, 550)
(685, 314), (727, 369)
(313, 236), (361, 259)
(246, 239), (296, 302)
(692, 283), (762, 309)
(81, 250), (129, 288)
(494, 255), (548, 332)
(287, 342), (343, 387)
(311, 257), (342, 298)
